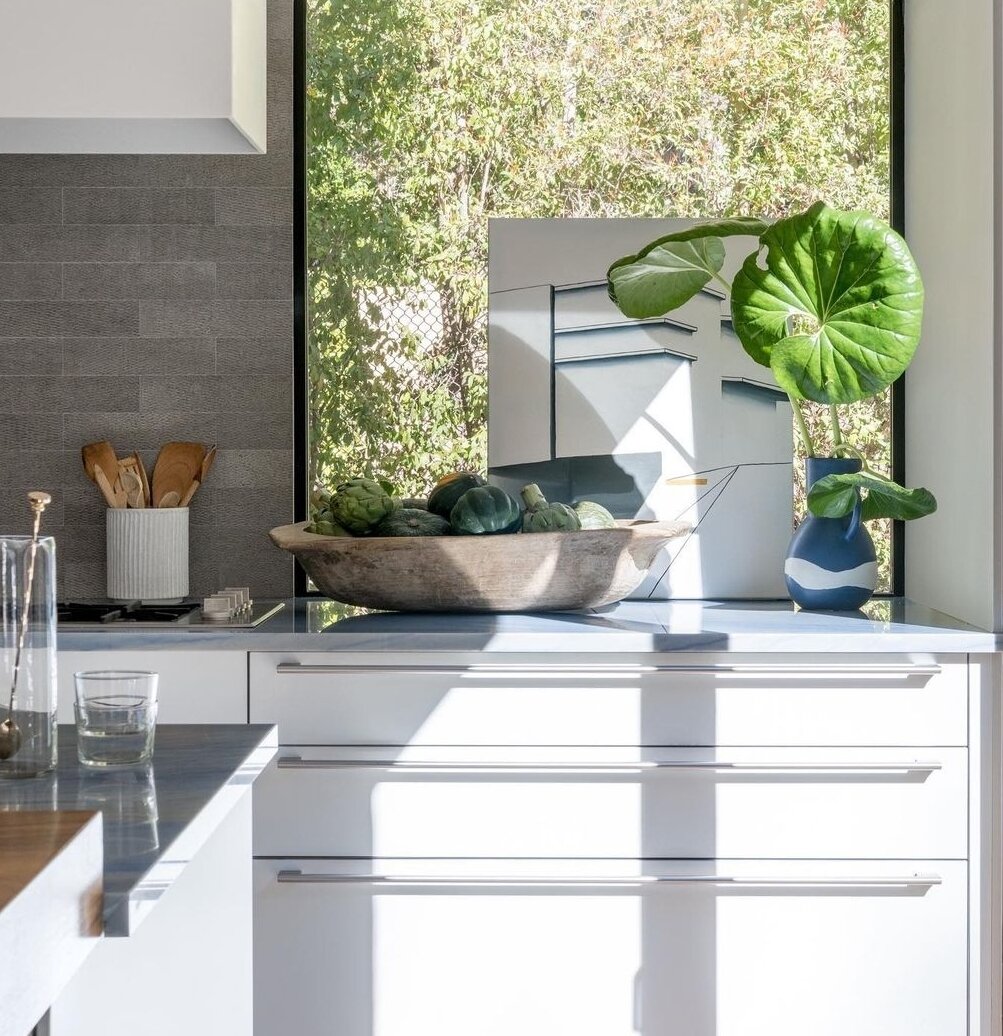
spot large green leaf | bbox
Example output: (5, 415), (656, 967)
(730, 202), (924, 404)
(607, 217), (768, 318)
(808, 472), (937, 522)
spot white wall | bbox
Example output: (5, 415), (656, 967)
(905, 0), (999, 630)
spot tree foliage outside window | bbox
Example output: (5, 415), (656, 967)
(307, 0), (892, 584)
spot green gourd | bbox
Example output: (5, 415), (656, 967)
(372, 508), (451, 537)
(573, 500), (616, 529)
(428, 472), (486, 518)
(520, 483), (582, 533)
(329, 478), (399, 534)
(450, 485), (522, 535)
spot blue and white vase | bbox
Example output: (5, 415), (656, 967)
(784, 457), (877, 611)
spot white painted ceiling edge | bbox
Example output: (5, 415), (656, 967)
(0, 0), (266, 153)
(904, 0), (999, 630)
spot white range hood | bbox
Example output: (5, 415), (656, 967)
(0, 0), (266, 154)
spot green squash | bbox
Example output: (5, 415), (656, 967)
(399, 496), (429, 510)
(307, 519), (352, 537)
(574, 500), (616, 530)
(428, 472), (486, 518)
(329, 478), (399, 534)
(372, 508), (451, 537)
(520, 483), (582, 533)
(450, 485), (522, 535)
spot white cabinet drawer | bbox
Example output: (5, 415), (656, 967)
(248, 653), (967, 747)
(252, 746), (967, 859)
(58, 650), (248, 724)
(254, 857), (966, 1036)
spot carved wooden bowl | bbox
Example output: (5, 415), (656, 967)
(269, 519), (690, 613)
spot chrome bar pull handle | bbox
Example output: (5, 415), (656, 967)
(277, 870), (942, 890)
(276, 755), (942, 775)
(275, 662), (941, 679)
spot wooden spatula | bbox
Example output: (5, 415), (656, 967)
(118, 454), (147, 508)
(81, 440), (125, 507)
(151, 442), (206, 508)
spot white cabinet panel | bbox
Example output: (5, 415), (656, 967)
(253, 745), (967, 860)
(57, 650), (246, 725)
(249, 653), (967, 747)
(254, 858), (966, 1036)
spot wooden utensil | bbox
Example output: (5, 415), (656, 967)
(178, 480), (200, 508)
(158, 491), (181, 508)
(199, 445), (217, 483)
(81, 441), (125, 507)
(120, 469), (146, 509)
(135, 454), (151, 507)
(151, 442), (206, 508)
(93, 468), (122, 508)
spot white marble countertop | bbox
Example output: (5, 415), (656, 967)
(56, 597), (998, 654)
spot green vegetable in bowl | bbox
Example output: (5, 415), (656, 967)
(330, 478), (399, 534)
(450, 486), (522, 535)
(372, 508), (451, 537)
(574, 500), (616, 529)
(520, 484), (582, 533)
(428, 472), (486, 518)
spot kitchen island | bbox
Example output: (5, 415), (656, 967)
(1, 725), (276, 1036)
(51, 599), (1003, 1035)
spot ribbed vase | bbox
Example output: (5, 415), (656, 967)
(784, 457), (877, 611)
(107, 508), (189, 602)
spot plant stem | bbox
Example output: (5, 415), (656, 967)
(790, 396), (815, 455)
(829, 404), (843, 450)
(711, 271), (733, 293)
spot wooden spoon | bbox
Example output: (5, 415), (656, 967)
(151, 442), (206, 508)
(82, 441), (125, 507)
(158, 491), (181, 508)
(120, 469), (146, 509)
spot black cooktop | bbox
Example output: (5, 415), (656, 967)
(58, 600), (200, 624)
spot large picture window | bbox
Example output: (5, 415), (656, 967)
(304, 0), (894, 587)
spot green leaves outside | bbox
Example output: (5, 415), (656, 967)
(807, 472), (937, 522)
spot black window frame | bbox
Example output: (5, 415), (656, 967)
(293, 0), (907, 598)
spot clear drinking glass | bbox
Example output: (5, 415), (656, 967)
(74, 671), (159, 768)
(0, 536), (57, 778)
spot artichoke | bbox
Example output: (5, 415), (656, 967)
(574, 500), (616, 529)
(329, 478), (399, 534)
(520, 483), (582, 533)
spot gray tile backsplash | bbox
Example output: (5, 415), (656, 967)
(0, 0), (294, 598)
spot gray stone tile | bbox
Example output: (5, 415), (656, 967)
(216, 411), (292, 448)
(219, 551), (293, 597)
(64, 188), (216, 225)
(62, 412), (219, 451)
(63, 263), (216, 300)
(218, 376), (292, 413)
(215, 337), (290, 376)
(0, 189), (62, 224)
(213, 449), (294, 488)
(0, 225), (141, 261)
(56, 523), (106, 564)
(0, 301), (138, 337)
(0, 449), (73, 485)
(268, 0), (293, 39)
(0, 377), (140, 413)
(0, 414), (63, 450)
(139, 225), (291, 262)
(61, 560), (105, 599)
(216, 263), (290, 299)
(216, 188), (292, 226)
(0, 339), (62, 375)
(0, 263), (61, 300)
(208, 486), (292, 527)
(139, 301), (213, 337)
(139, 376), (222, 412)
(62, 337), (216, 376)
(61, 377), (143, 412)
(62, 490), (111, 527)
(212, 300), (292, 336)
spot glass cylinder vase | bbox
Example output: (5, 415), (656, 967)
(0, 536), (57, 777)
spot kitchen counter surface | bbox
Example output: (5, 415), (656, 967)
(0, 725), (276, 936)
(56, 597), (997, 653)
